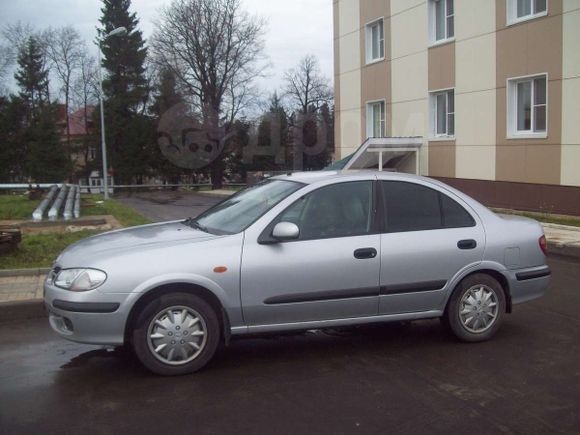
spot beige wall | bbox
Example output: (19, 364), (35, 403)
(561, 5), (580, 186)
(495, 0), (563, 185)
(335, 0), (362, 158)
(333, 0), (579, 191)
(454, 1), (497, 180)
(427, 42), (455, 178)
(390, 1), (429, 174)
(360, 0), (391, 142)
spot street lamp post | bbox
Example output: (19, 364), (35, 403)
(97, 26), (127, 200)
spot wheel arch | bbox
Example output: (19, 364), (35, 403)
(444, 266), (512, 314)
(123, 282), (231, 346)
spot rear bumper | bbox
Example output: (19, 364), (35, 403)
(507, 265), (550, 305)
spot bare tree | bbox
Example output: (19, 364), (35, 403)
(0, 45), (12, 94)
(43, 26), (84, 146)
(1, 22), (35, 55)
(151, 0), (266, 188)
(71, 51), (99, 182)
(73, 52), (98, 109)
(283, 54), (332, 115)
(1, 22), (38, 95)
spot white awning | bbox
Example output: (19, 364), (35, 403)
(343, 137), (423, 174)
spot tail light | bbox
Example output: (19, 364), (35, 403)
(539, 235), (548, 256)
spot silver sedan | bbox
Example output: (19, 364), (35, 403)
(44, 171), (550, 375)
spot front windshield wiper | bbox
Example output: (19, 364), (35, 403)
(183, 217), (210, 233)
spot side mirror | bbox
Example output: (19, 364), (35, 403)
(271, 222), (299, 241)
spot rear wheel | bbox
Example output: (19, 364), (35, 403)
(444, 273), (506, 342)
(132, 293), (220, 375)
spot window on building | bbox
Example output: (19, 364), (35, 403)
(430, 89), (454, 137)
(277, 181), (374, 240)
(365, 18), (384, 63)
(508, 75), (547, 137)
(429, 0), (454, 44)
(508, 0), (547, 24)
(381, 181), (475, 233)
(89, 146), (96, 160)
(366, 100), (385, 138)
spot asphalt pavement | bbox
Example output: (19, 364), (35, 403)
(116, 191), (223, 222)
(0, 255), (579, 434)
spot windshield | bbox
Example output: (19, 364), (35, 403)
(186, 179), (304, 234)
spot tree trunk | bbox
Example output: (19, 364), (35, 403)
(204, 103), (224, 190)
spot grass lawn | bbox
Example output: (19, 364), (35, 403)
(0, 230), (100, 269)
(493, 208), (580, 228)
(0, 194), (151, 269)
(82, 194), (151, 227)
(0, 194), (39, 220)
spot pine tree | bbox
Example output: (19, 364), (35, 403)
(98, 0), (147, 108)
(0, 97), (27, 182)
(97, 0), (150, 184)
(14, 37), (49, 121)
(11, 39), (70, 182)
(150, 68), (187, 185)
(25, 103), (71, 182)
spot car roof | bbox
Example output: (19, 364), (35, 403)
(271, 170), (423, 185)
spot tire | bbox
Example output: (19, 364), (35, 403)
(132, 293), (220, 375)
(444, 273), (506, 342)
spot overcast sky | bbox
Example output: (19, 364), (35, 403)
(0, 0), (333, 97)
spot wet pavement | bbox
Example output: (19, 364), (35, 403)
(0, 255), (579, 434)
(115, 191), (223, 222)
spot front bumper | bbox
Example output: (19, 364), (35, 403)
(44, 280), (134, 346)
(507, 265), (551, 305)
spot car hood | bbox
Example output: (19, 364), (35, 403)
(56, 221), (220, 266)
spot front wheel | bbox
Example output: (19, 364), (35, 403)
(444, 273), (506, 342)
(132, 293), (220, 375)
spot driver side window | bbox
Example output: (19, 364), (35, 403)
(277, 181), (374, 240)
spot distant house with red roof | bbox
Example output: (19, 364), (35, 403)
(56, 104), (96, 139)
(56, 104), (98, 179)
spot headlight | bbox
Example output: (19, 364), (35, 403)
(54, 268), (107, 291)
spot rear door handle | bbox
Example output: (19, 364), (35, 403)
(354, 247), (377, 259)
(457, 239), (477, 250)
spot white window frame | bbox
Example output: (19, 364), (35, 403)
(429, 88), (455, 139)
(507, 73), (548, 139)
(366, 99), (386, 138)
(507, 0), (548, 26)
(428, 0), (454, 46)
(365, 18), (385, 64)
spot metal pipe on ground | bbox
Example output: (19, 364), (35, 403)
(48, 185), (68, 221)
(63, 185), (76, 220)
(32, 185), (58, 221)
(0, 183), (64, 190)
(74, 187), (81, 219)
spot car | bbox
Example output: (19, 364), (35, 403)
(44, 171), (551, 375)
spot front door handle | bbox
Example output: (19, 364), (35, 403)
(457, 239), (477, 250)
(354, 247), (377, 259)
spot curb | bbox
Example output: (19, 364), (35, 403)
(547, 241), (580, 260)
(0, 268), (50, 277)
(0, 299), (46, 323)
(196, 191), (235, 199)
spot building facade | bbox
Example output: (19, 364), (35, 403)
(333, 0), (580, 214)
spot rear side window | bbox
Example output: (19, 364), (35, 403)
(440, 193), (475, 228)
(381, 181), (475, 232)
